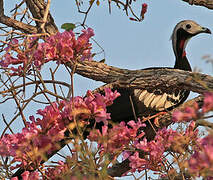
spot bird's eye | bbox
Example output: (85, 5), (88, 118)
(186, 24), (191, 29)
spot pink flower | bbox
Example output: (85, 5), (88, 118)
(0, 53), (18, 67)
(16, 171), (40, 180)
(173, 102), (199, 122)
(0, 103), (66, 170)
(21, 171), (30, 180)
(141, 3), (148, 19)
(188, 134), (213, 177)
(184, 121), (198, 138)
(0, 88), (119, 171)
(89, 120), (145, 155)
(11, 177), (18, 180)
(4, 38), (19, 51)
(122, 150), (132, 160)
(78, 28), (94, 44)
(45, 160), (69, 179)
(129, 151), (148, 172)
(45, 158), (89, 179)
(202, 92), (213, 113)
(129, 126), (199, 172)
(104, 88), (120, 106)
(0, 28), (94, 76)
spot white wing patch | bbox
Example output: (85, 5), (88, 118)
(150, 95), (162, 108)
(143, 93), (155, 106)
(134, 89), (182, 111)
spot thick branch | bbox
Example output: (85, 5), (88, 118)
(0, 0), (38, 33)
(25, 0), (58, 34)
(67, 60), (213, 94)
(0, 0), (4, 16)
(0, 15), (38, 34)
(182, 0), (213, 9)
(0, 0), (58, 35)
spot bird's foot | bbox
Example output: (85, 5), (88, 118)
(153, 112), (167, 127)
(142, 112), (167, 127)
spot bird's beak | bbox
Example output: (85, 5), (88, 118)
(201, 27), (211, 34)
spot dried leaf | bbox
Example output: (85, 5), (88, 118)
(96, 0), (100, 6)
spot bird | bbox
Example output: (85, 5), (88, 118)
(12, 20), (211, 179)
(90, 20), (211, 140)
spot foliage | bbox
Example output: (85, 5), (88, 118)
(0, 0), (213, 180)
(0, 27), (212, 179)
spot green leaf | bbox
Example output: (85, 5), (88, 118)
(61, 23), (76, 31)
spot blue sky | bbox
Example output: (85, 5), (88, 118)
(2, 0), (213, 97)
(50, 0), (213, 95)
(0, 0), (213, 179)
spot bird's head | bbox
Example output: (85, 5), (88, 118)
(171, 20), (211, 59)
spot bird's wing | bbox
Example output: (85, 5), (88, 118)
(92, 68), (190, 123)
(132, 88), (189, 117)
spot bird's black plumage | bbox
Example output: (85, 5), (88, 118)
(90, 20), (211, 141)
(104, 20), (211, 125)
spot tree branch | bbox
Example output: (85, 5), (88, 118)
(0, 0), (4, 16)
(25, 0), (58, 34)
(0, 15), (38, 34)
(67, 60), (213, 94)
(0, 0), (38, 33)
(181, 0), (213, 10)
(0, 0), (58, 35)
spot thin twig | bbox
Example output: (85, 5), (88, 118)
(0, 80), (71, 95)
(1, 114), (14, 134)
(40, 0), (51, 33)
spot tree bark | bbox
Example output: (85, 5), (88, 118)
(182, 0), (213, 9)
(0, 0), (58, 34)
(25, 0), (58, 34)
(67, 60), (213, 95)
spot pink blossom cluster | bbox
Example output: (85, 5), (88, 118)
(168, 92), (213, 178)
(172, 102), (199, 122)
(11, 171), (40, 180)
(44, 156), (89, 179)
(0, 88), (119, 173)
(173, 92), (213, 122)
(0, 28), (94, 76)
(89, 120), (198, 174)
(89, 120), (145, 154)
(0, 101), (68, 171)
(128, 121), (198, 172)
(202, 92), (213, 113)
(11, 159), (89, 180)
(188, 134), (213, 178)
(45, 160), (70, 180)
(45, 159), (88, 180)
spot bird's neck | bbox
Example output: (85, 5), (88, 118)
(174, 55), (192, 71)
(173, 30), (192, 71)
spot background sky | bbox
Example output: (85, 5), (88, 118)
(50, 0), (213, 94)
(1, 0), (213, 179)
